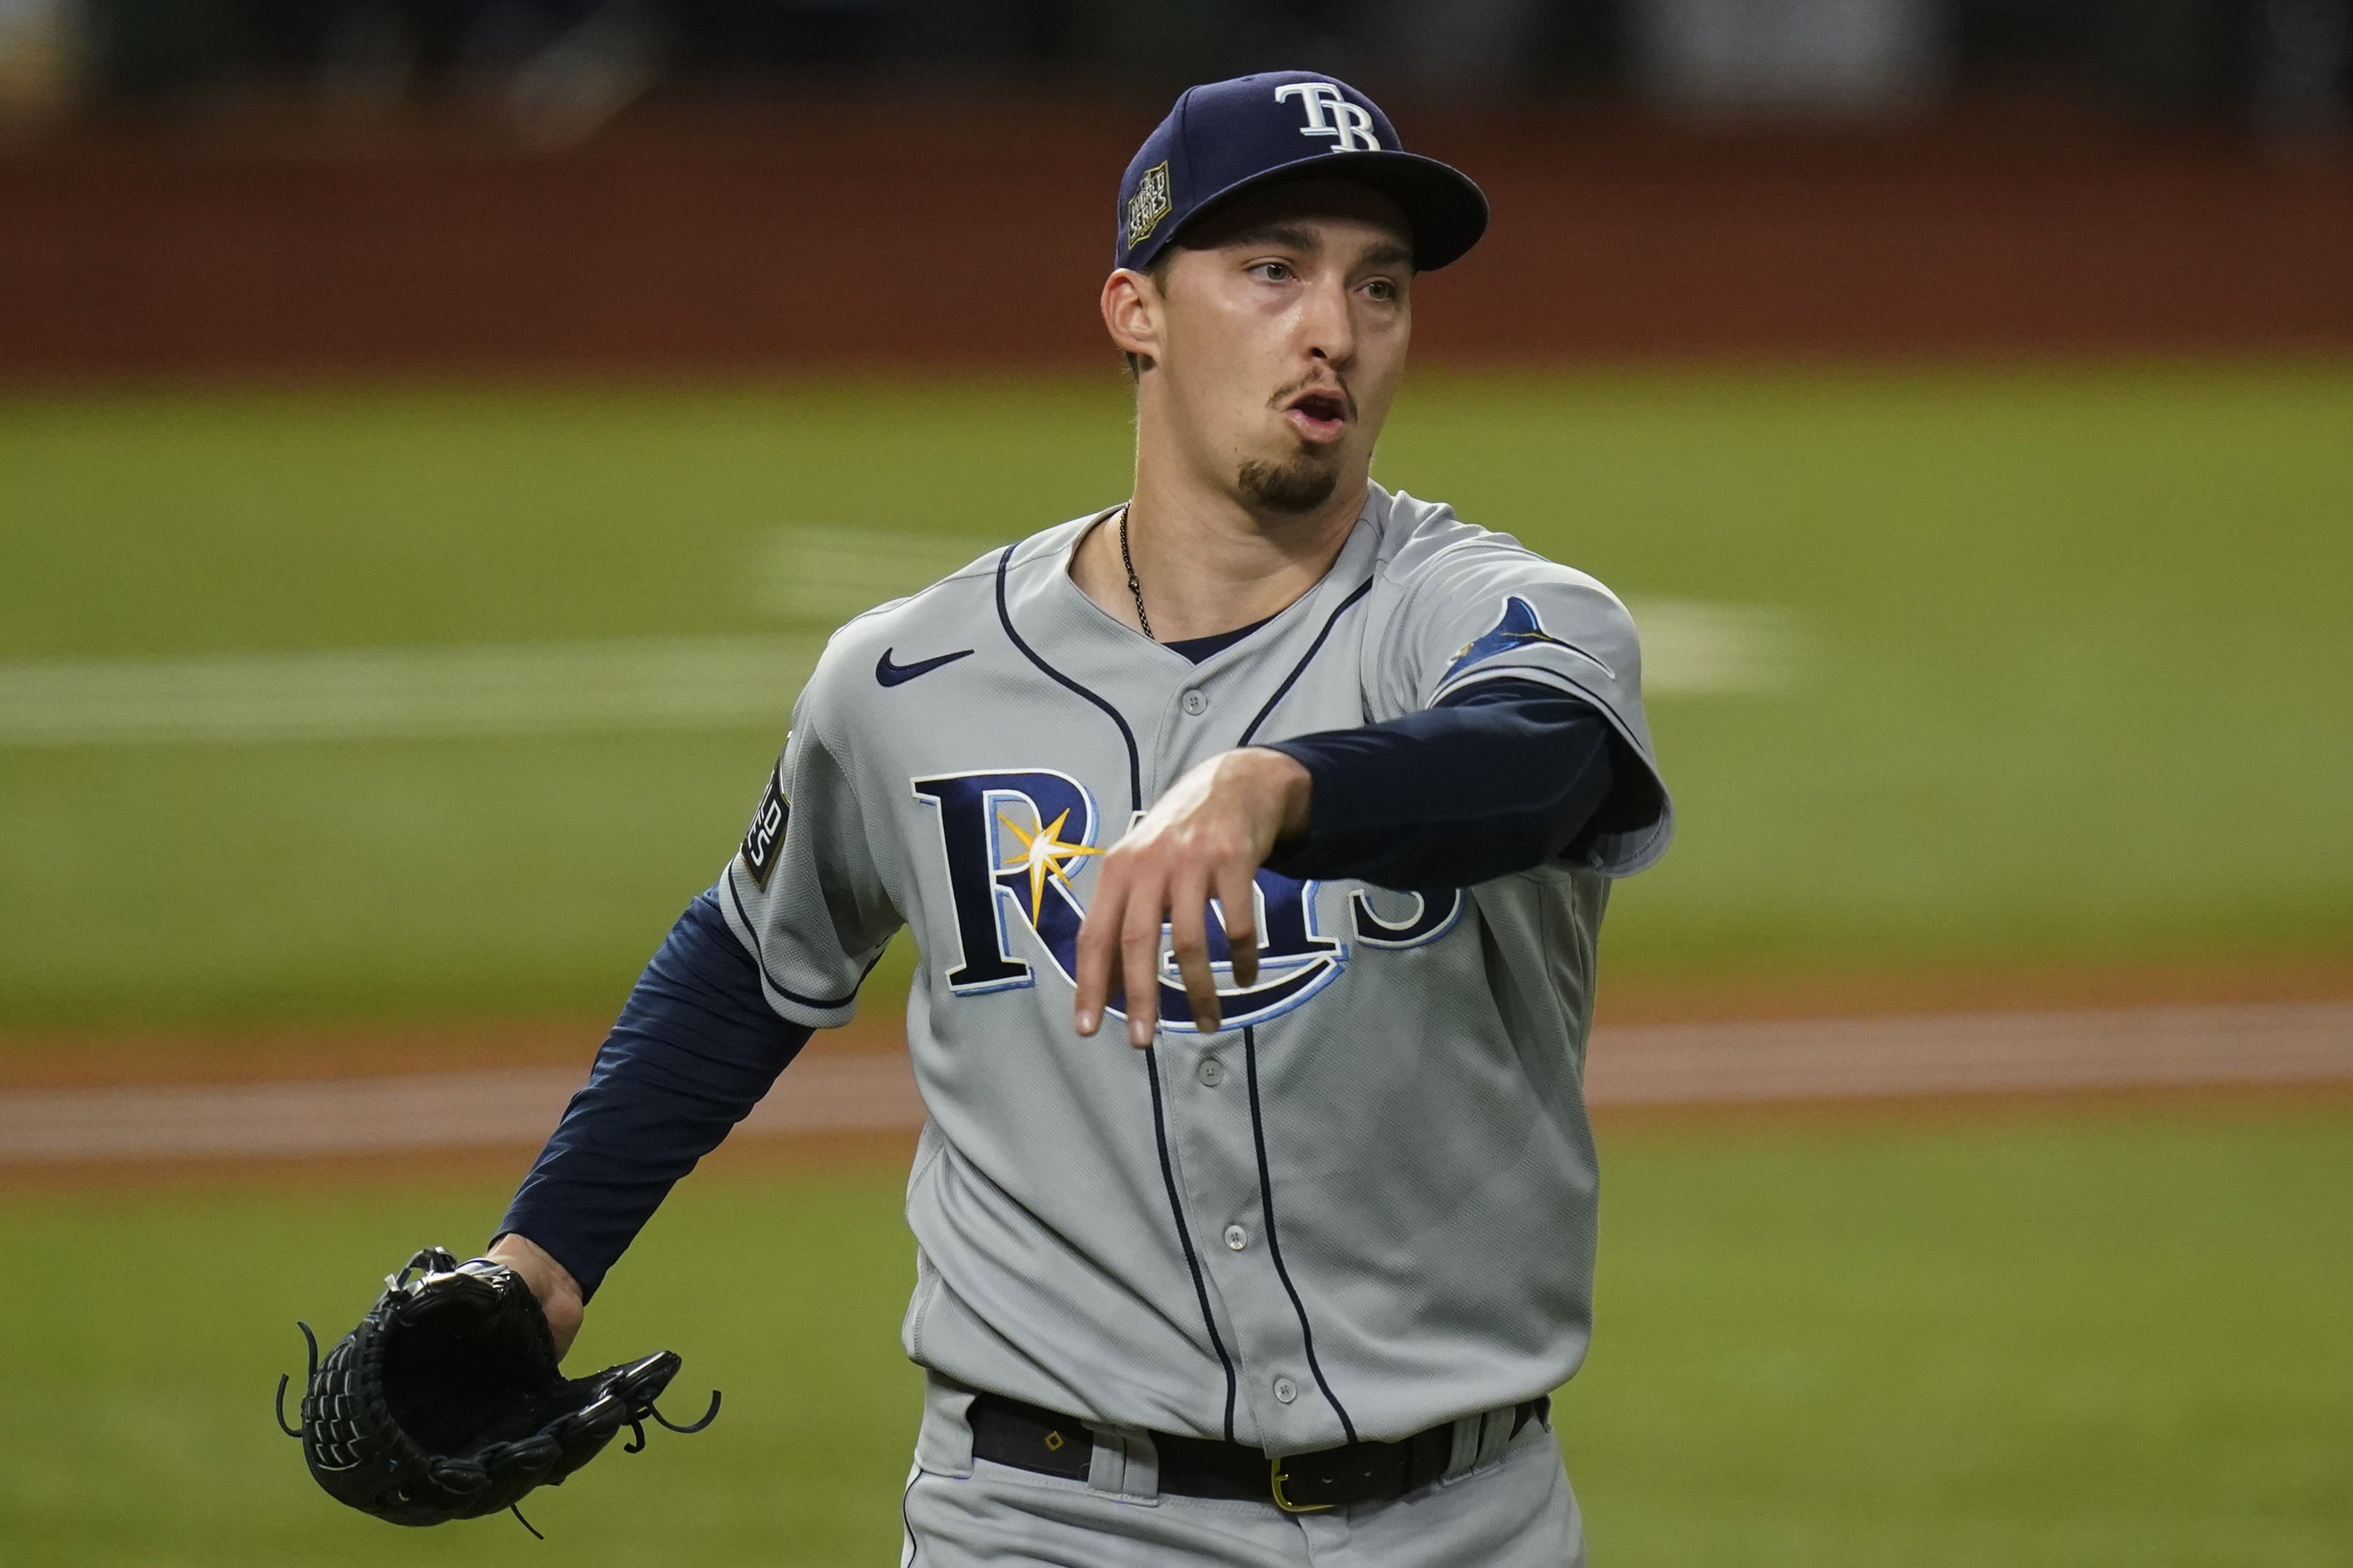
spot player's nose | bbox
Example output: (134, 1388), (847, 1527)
(1296, 274), (1357, 370)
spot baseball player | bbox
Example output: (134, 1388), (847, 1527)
(487, 70), (1670, 1565)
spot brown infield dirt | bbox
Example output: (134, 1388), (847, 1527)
(16, 1081), (2353, 1200)
(4, 961), (2350, 1196)
(6, 957), (2349, 1093)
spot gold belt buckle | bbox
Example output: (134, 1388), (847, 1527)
(1269, 1456), (1334, 1513)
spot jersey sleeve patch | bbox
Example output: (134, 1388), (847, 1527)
(1437, 595), (1612, 691)
(738, 756), (791, 889)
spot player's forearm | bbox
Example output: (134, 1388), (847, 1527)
(1262, 680), (1619, 890)
(492, 891), (813, 1302)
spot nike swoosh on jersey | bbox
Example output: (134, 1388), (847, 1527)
(875, 646), (976, 687)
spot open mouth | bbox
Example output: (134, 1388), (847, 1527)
(1281, 386), (1351, 442)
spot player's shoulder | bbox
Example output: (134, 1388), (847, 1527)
(793, 513), (1096, 709)
(804, 543), (999, 667)
(1365, 485), (1627, 612)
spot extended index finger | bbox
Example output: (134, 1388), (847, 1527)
(1119, 881), (1166, 1050)
(1169, 869), (1221, 1036)
(1216, 864), (1260, 991)
(1072, 854), (1127, 1037)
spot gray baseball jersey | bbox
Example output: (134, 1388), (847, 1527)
(720, 481), (1672, 1456)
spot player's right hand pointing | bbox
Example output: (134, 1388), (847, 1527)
(1073, 747), (1312, 1046)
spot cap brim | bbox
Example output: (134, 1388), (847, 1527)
(1165, 150), (1490, 272)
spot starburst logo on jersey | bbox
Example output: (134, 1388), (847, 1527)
(1126, 162), (1172, 251)
(913, 768), (1455, 1030)
(1438, 595), (1607, 689)
(996, 807), (1100, 920)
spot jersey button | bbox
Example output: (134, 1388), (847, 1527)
(1273, 1377), (1299, 1405)
(1224, 1224), (1248, 1251)
(1181, 689), (1208, 716)
(1197, 1057), (1224, 1086)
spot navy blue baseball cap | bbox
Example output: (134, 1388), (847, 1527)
(1115, 71), (1488, 275)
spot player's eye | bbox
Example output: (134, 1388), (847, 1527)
(1250, 260), (1294, 282)
(1362, 278), (1399, 303)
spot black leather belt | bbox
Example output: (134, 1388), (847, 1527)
(967, 1391), (1549, 1512)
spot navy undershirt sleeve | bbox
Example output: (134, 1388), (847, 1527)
(492, 891), (811, 1301)
(1262, 679), (1644, 892)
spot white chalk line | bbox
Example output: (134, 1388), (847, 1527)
(0, 636), (827, 746)
(0, 525), (1794, 747)
(4, 1003), (2346, 1165)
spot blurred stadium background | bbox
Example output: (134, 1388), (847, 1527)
(3, 4), (2350, 1565)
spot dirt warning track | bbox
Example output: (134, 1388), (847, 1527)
(4, 1003), (2348, 1167)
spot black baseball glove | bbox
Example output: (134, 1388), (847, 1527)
(277, 1246), (718, 1536)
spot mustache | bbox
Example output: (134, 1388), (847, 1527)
(1268, 374), (1357, 420)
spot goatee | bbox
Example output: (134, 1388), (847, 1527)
(1236, 454), (1339, 514)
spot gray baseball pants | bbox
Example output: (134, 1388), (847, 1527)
(899, 1374), (1586, 1567)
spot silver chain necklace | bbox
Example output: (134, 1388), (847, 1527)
(1118, 505), (1153, 640)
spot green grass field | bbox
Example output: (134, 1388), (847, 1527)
(4, 364), (2349, 1030)
(5, 1105), (2348, 1566)
(4, 366), (2349, 1565)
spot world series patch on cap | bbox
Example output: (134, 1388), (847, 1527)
(1115, 70), (1489, 275)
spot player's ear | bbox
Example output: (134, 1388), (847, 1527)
(1101, 267), (1163, 375)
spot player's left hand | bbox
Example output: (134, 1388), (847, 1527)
(1075, 747), (1311, 1046)
(487, 1232), (587, 1361)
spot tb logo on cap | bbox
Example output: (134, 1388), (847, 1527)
(1274, 82), (1381, 152)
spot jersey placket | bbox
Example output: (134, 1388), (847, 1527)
(1142, 654), (1350, 1453)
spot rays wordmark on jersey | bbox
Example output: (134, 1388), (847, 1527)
(913, 768), (1460, 1031)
